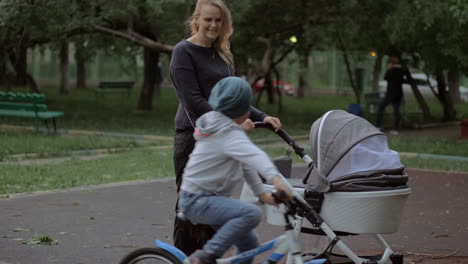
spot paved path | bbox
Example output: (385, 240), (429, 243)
(0, 167), (467, 264)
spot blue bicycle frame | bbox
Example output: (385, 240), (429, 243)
(155, 213), (328, 264)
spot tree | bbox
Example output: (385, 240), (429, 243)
(91, 0), (187, 110)
(0, 0), (185, 110)
(59, 40), (69, 95)
(0, 0), (91, 92)
(385, 0), (468, 121)
(231, 0), (335, 106)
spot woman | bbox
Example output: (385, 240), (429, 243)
(169, 0), (281, 255)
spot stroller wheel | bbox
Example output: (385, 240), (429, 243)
(390, 253), (404, 264)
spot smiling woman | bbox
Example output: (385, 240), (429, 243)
(169, 0), (237, 255)
(187, 0), (233, 65)
(168, 0), (283, 256)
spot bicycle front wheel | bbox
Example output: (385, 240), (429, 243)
(119, 247), (183, 264)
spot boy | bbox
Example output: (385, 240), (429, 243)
(178, 77), (292, 264)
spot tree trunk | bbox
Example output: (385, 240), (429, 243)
(59, 40), (70, 95)
(137, 47), (159, 111)
(337, 32), (359, 103)
(342, 50), (359, 104)
(409, 79), (431, 120)
(6, 45), (40, 93)
(0, 49), (6, 84)
(264, 72), (275, 105)
(273, 67), (282, 112)
(371, 54), (382, 92)
(435, 69), (456, 121)
(447, 63), (461, 103)
(258, 36), (274, 104)
(9, 45), (28, 86)
(75, 41), (87, 89)
(26, 73), (40, 93)
(298, 47), (310, 98)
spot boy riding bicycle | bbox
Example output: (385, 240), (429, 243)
(178, 77), (292, 264)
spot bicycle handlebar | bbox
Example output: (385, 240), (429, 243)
(271, 190), (289, 204)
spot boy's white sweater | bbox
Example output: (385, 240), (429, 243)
(181, 111), (281, 197)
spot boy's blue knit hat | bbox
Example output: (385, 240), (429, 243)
(209, 77), (252, 118)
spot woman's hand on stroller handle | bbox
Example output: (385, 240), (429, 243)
(262, 116), (281, 131)
(252, 122), (308, 160)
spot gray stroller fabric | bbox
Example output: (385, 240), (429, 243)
(258, 153), (292, 182)
(330, 171), (408, 191)
(272, 153), (292, 179)
(307, 110), (408, 192)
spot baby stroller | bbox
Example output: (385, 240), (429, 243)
(241, 109), (411, 264)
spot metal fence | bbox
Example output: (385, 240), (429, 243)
(27, 47), (467, 92)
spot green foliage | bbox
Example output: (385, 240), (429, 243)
(230, 0), (327, 74)
(385, 0), (468, 72)
(19, 235), (58, 245)
(0, 0), (83, 44)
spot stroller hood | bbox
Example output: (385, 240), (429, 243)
(307, 110), (407, 192)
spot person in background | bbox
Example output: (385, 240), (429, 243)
(178, 77), (292, 264)
(375, 56), (412, 135)
(169, 0), (282, 255)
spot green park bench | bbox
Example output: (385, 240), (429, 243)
(94, 81), (135, 99)
(0, 91), (64, 133)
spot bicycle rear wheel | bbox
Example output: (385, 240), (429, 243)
(119, 247), (183, 264)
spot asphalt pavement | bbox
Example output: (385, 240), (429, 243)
(0, 166), (467, 264)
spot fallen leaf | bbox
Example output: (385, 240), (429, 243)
(12, 228), (31, 232)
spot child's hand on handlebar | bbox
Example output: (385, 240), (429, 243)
(240, 119), (255, 132)
(271, 176), (293, 200)
(258, 192), (278, 206)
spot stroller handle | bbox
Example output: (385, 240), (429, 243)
(254, 122), (315, 184)
(253, 122), (307, 160)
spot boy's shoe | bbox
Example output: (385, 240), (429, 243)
(184, 250), (218, 264)
(389, 129), (399, 135)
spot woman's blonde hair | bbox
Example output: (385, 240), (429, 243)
(189, 0), (234, 67)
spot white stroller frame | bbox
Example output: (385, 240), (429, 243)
(276, 176), (401, 264)
(246, 116), (409, 264)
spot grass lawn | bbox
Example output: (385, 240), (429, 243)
(1, 84), (467, 195)
(0, 148), (173, 194)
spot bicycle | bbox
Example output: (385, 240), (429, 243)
(119, 190), (332, 264)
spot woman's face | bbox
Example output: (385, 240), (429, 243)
(196, 4), (223, 44)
